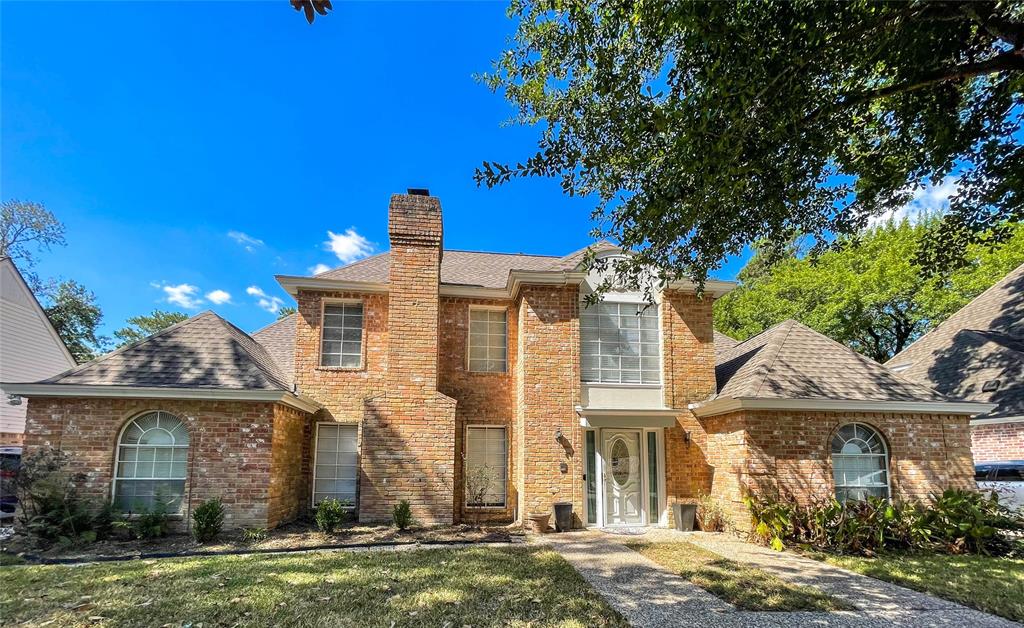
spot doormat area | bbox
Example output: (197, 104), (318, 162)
(598, 527), (649, 536)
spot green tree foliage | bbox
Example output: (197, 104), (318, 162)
(478, 1), (1023, 289)
(113, 310), (189, 347)
(42, 279), (108, 363)
(0, 199), (66, 289)
(715, 221), (1024, 362)
(277, 306), (297, 320)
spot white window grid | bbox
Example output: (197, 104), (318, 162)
(831, 423), (890, 501)
(581, 302), (661, 384)
(320, 302), (363, 368)
(112, 411), (189, 512)
(312, 423), (358, 506)
(468, 308), (507, 373)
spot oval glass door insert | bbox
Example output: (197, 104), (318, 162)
(610, 438), (630, 486)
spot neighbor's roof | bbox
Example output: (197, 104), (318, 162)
(253, 313), (296, 384)
(38, 311), (293, 391)
(315, 250), (561, 289)
(886, 263), (1024, 419)
(715, 320), (948, 404)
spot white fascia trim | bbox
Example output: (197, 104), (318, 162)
(2, 384), (322, 413)
(970, 415), (1024, 426)
(276, 275), (389, 297)
(689, 396), (997, 417)
(576, 407), (681, 428)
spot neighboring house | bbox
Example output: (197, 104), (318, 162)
(887, 263), (1024, 463)
(0, 256), (76, 445)
(4, 191), (994, 531)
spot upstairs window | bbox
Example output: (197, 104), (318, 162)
(831, 423), (890, 501)
(321, 302), (363, 368)
(581, 302), (661, 384)
(113, 411), (189, 512)
(468, 307), (507, 373)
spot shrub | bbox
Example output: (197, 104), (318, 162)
(241, 527), (268, 544)
(392, 500), (413, 530)
(696, 493), (730, 532)
(315, 498), (346, 534)
(132, 499), (171, 539)
(13, 447), (108, 545)
(192, 498), (225, 542)
(746, 488), (1024, 556)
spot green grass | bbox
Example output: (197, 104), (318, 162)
(817, 552), (1024, 622)
(0, 546), (627, 627)
(626, 541), (851, 612)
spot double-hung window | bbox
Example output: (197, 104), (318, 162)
(465, 426), (507, 508)
(468, 308), (507, 373)
(313, 423), (358, 506)
(321, 302), (363, 368)
(580, 302), (661, 384)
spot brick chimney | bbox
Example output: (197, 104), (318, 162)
(386, 190), (443, 394)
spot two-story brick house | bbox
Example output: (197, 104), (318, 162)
(7, 191), (994, 530)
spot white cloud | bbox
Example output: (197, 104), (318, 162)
(228, 230), (265, 253)
(205, 289), (232, 305)
(325, 228), (375, 264)
(309, 263), (332, 276)
(163, 283), (203, 309)
(247, 285), (284, 313)
(868, 176), (960, 228)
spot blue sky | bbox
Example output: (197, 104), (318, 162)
(4, 2), (957, 339)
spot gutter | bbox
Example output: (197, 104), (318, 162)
(688, 396), (998, 418)
(1, 383), (322, 414)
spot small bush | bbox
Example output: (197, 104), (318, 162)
(696, 493), (731, 532)
(192, 498), (225, 542)
(131, 500), (171, 539)
(392, 500), (413, 530)
(13, 447), (108, 546)
(241, 527), (268, 544)
(315, 498), (346, 534)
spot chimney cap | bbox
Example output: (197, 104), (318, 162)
(407, 188), (431, 196)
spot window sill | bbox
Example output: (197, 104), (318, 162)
(464, 506), (508, 511)
(582, 382), (663, 388)
(316, 365), (365, 372)
(466, 370), (509, 376)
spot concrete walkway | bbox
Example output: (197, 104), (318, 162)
(538, 530), (1020, 627)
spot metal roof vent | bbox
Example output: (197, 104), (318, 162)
(407, 188), (430, 196)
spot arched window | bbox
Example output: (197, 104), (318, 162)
(113, 411), (189, 511)
(831, 423), (890, 501)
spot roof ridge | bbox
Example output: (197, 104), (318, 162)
(208, 312), (291, 389)
(252, 312), (297, 337)
(752, 319), (796, 397)
(444, 248), (561, 258)
(44, 311), (217, 382)
(888, 261), (1024, 366)
(313, 251), (389, 277)
(717, 319), (791, 364)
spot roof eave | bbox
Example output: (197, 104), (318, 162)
(2, 383), (322, 414)
(276, 275), (389, 297)
(690, 396), (997, 418)
(665, 278), (737, 298)
(275, 270), (590, 300)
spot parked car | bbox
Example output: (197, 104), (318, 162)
(976, 460), (1024, 512)
(0, 446), (21, 520)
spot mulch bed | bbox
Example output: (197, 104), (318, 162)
(1, 520), (525, 565)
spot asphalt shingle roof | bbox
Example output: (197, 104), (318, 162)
(252, 313), (296, 384)
(886, 263), (1024, 419)
(715, 319), (947, 403)
(41, 311), (292, 391)
(714, 331), (739, 358)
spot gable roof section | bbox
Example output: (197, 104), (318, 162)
(714, 331), (739, 358)
(0, 256), (76, 368)
(886, 263), (1024, 419)
(252, 313), (296, 384)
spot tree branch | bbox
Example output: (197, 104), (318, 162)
(805, 50), (1024, 124)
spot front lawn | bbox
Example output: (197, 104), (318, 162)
(626, 541), (851, 612)
(817, 552), (1024, 622)
(0, 545), (626, 627)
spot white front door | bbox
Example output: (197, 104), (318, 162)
(603, 430), (644, 525)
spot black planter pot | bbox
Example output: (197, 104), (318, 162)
(553, 502), (573, 532)
(672, 503), (697, 531)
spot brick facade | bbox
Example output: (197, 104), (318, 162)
(971, 420), (1024, 462)
(22, 397), (307, 530)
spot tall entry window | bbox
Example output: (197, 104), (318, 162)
(580, 302), (661, 384)
(465, 426), (507, 507)
(313, 423), (358, 505)
(113, 411), (189, 511)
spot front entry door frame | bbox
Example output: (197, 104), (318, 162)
(584, 427), (666, 527)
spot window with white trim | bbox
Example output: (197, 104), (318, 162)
(465, 426), (507, 508)
(580, 302), (661, 384)
(320, 302), (363, 368)
(113, 411), (189, 512)
(468, 308), (507, 372)
(313, 423), (358, 506)
(831, 423), (890, 501)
